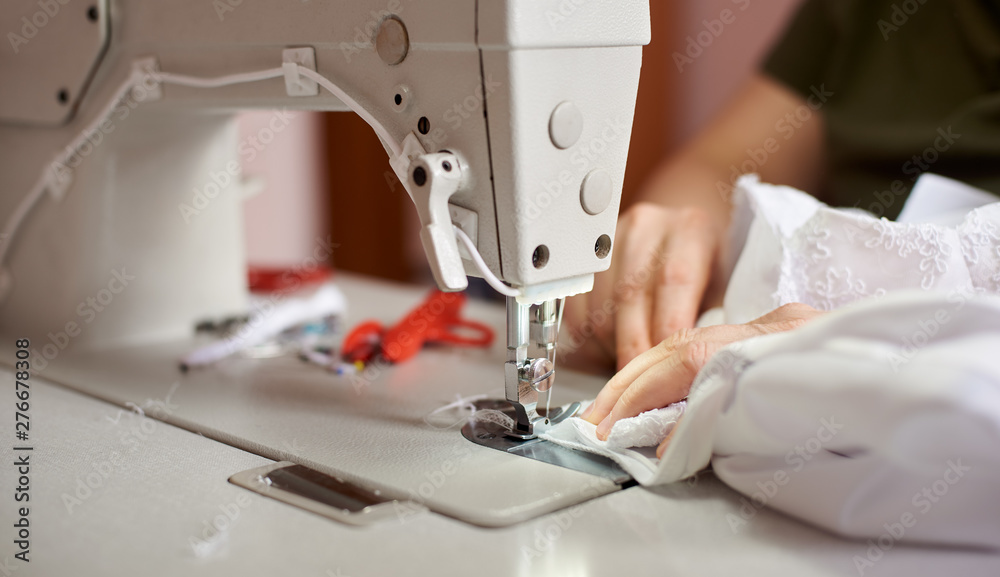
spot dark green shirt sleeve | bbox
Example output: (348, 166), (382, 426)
(757, 0), (1000, 217)
(762, 0), (840, 101)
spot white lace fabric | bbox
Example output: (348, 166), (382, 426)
(724, 174), (1000, 323)
(605, 402), (686, 449)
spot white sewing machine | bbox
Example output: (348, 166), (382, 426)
(0, 0), (650, 525)
(0, 0), (646, 438)
(4, 3), (1000, 575)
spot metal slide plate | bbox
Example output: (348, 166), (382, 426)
(230, 461), (427, 526)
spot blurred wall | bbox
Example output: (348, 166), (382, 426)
(670, 0), (802, 145)
(240, 110), (330, 268)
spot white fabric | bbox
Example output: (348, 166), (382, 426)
(606, 402), (686, 449)
(550, 174), (1000, 547)
(723, 175), (1000, 324)
(654, 174), (1000, 549)
(540, 419), (660, 485)
(539, 403), (685, 485)
(657, 292), (1000, 549)
(897, 173), (1000, 226)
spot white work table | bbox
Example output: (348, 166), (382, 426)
(1, 275), (997, 576)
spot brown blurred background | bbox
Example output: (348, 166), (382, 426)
(240, 0), (801, 284)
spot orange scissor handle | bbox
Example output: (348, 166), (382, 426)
(427, 318), (495, 348)
(380, 290), (494, 363)
(341, 320), (384, 363)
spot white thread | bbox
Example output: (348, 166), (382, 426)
(156, 68), (284, 89)
(297, 67), (401, 157)
(424, 394), (489, 429)
(471, 409), (516, 431)
(453, 226), (522, 298)
(543, 298), (565, 419)
(2, 61), (402, 302)
(0, 67), (147, 292)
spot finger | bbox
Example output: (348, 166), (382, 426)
(589, 322), (765, 429)
(656, 417), (682, 458)
(613, 233), (663, 370)
(585, 324), (734, 426)
(582, 336), (685, 425)
(596, 339), (722, 440)
(650, 216), (717, 344)
(749, 302), (825, 326)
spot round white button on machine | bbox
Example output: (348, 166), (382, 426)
(376, 17), (409, 66)
(580, 169), (613, 215)
(548, 101), (584, 149)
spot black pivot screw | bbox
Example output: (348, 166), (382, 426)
(413, 166), (428, 187)
(532, 245), (550, 269)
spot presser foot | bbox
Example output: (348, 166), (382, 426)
(467, 398), (579, 441)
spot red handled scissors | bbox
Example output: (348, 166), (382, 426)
(342, 290), (494, 364)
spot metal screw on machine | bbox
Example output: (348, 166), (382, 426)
(532, 245), (549, 269)
(595, 234), (612, 259)
(391, 84), (412, 112)
(412, 166), (427, 187)
(522, 358), (554, 393)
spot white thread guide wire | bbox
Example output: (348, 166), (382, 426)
(453, 226), (521, 297)
(0, 66), (149, 283)
(1, 59), (515, 299)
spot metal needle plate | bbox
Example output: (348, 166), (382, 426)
(461, 400), (633, 486)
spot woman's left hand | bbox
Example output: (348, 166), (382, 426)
(579, 303), (825, 457)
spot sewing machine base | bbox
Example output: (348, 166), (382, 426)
(0, 275), (628, 528)
(461, 399), (633, 486)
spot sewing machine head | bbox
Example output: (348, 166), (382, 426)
(0, 1), (650, 436)
(387, 2), (651, 435)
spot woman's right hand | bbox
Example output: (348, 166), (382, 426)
(561, 74), (826, 374)
(561, 202), (722, 373)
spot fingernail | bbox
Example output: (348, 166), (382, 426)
(596, 416), (612, 441)
(578, 403), (594, 420)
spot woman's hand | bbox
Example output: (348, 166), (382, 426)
(560, 75), (826, 375)
(580, 303), (825, 456)
(561, 202), (723, 373)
